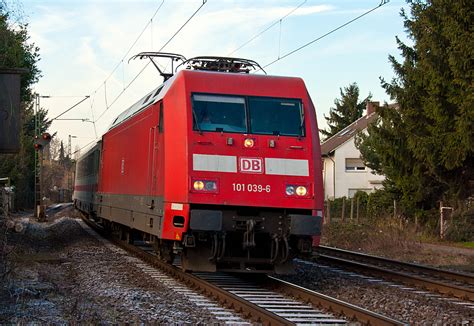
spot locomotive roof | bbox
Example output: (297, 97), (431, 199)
(107, 70), (303, 131)
(108, 74), (176, 131)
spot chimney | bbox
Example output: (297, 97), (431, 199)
(366, 101), (379, 117)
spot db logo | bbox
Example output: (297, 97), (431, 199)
(239, 157), (263, 174)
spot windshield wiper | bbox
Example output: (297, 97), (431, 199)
(192, 109), (202, 135)
(299, 107), (305, 139)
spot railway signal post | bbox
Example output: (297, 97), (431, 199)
(33, 128), (52, 220)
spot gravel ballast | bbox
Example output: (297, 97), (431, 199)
(281, 259), (474, 325)
(0, 215), (222, 324)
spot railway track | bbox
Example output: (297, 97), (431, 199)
(315, 245), (474, 302)
(80, 216), (405, 325)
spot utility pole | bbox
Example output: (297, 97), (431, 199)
(34, 93), (40, 217)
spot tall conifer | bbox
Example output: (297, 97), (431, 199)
(320, 83), (371, 140)
(356, 0), (473, 209)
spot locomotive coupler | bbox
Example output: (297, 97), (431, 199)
(242, 219), (256, 250)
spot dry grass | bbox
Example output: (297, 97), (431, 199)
(322, 218), (421, 257)
(321, 218), (474, 271)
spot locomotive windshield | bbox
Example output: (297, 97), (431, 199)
(192, 93), (304, 136)
(192, 94), (247, 133)
(248, 97), (304, 137)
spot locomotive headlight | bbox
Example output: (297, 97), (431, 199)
(193, 180), (204, 190)
(286, 185), (295, 196)
(296, 186), (307, 196)
(204, 180), (217, 191)
(192, 179), (218, 192)
(244, 138), (254, 148)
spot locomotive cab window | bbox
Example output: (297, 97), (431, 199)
(192, 94), (246, 133)
(249, 97), (304, 137)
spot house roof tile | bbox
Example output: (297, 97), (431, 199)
(320, 112), (378, 156)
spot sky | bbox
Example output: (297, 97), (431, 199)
(13, 0), (409, 153)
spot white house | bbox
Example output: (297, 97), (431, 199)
(320, 102), (388, 199)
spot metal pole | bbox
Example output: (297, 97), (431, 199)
(34, 94), (40, 217)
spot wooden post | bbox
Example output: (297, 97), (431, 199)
(393, 200), (397, 219)
(356, 196), (360, 223)
(439, 202), (453, 240)
(341, 197), (345, 222)
(350, 197), (354, 221)
(439, 201), (444, 239)
(326, 199), (331, 225)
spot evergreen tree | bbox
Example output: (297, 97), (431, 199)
(59, 141), (65, 164)
(0, 4), (41, 102)
(356, 0), (473, 210)
(0, 4), (43, 208)
(320, 83), (371, 140)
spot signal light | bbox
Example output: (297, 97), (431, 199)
(42, 133), (51, 141)
(244, 138), (254, 148)
(33, 132), (52, 151)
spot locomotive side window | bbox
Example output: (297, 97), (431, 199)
(158, 102), (164, 133)
(248, 97), (304, 137)
(192, 94), (246, 133)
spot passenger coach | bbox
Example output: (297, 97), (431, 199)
(74, 55), (324, 273)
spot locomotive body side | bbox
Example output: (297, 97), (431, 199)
(97, 99), (165, 235)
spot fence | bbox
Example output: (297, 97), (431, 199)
(323, 194), (474, 241)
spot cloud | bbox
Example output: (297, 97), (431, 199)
(25, 1), (401, 149)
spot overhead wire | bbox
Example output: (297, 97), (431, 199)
(42, 0), (166, 152)
(49, 96), (90, 121)
(227, 0), (307, 56)
(92, 0), (165, 95)
(258, 0), (390, 71)
(94, 0), (208, 123)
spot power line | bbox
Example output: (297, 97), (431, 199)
(159, 0), (207, 51)
(92, 0), (165, 94)
(94, 62), (150, 122)
(227, 0), (307, 56)
(94, 0), (208, 123)
(72, 139), (97, 156)
(259, 0), (390, 71)
(49, 96), (90, 121)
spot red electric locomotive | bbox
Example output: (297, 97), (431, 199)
(74, 54), (323, 273)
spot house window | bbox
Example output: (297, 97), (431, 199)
(345, 158), (366, 172)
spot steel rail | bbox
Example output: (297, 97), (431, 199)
(317, 246), (474, 285)
(266, 276), (406, 326)
(315, 247), (474, 301)
(80, 216), (288, 325)
(80, 215), (406, 325)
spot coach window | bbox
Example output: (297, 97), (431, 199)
(192, 94), (246, 133)
(248, 97), (304, 137)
